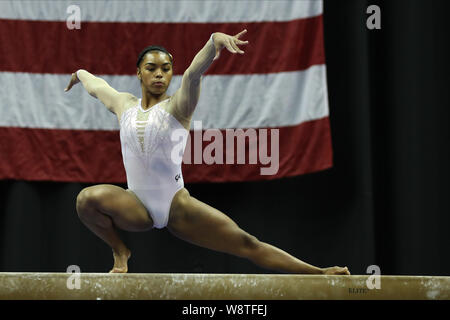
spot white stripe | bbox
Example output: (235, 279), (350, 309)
(0, 65), (329, 130)
(0, 0), (323, 22)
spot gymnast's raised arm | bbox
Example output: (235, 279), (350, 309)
(64, 69), (135, 117)
(171, 30), (249, 121)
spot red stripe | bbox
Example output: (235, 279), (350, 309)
(0, 127), (125, 183)
(0, 118), (332, 183)
(183, 117), (333, 183)
(0, 16), (324, 75)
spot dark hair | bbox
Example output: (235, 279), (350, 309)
(136, 45), (173, 68)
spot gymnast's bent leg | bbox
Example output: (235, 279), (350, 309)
(76, 184), (153, 273)
(168, 189), (350, 275)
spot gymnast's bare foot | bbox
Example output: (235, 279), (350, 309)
(322, 266), (351, 275)
(109, 249), (131, 273)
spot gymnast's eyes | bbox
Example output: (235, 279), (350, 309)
(146, 67), (170, 72)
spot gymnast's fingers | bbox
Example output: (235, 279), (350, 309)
(234, 29), (247, 39)
(236, 39), (249, 46)
(223, 39), (237, 54)
(64, 73), (78, 92)
(229, 39), (244, 54)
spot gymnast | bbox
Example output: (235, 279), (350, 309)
(65, 29), (350, 275)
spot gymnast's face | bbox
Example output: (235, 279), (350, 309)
(137, 51), (173, 95)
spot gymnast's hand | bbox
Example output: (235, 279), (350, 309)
(212, 29), (249, 61)
(64, 71), (80, 92)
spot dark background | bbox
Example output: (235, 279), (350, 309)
(1, 0), (448, 276)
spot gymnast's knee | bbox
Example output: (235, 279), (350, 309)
(76, 187), (104, 215)
(239, 232), (261, 257)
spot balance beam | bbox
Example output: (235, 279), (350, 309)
(0, 273), (448, 300)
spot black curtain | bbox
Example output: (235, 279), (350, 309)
(1, 0), (448, 276)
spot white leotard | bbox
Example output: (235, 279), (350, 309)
(119, 98), (189, 228)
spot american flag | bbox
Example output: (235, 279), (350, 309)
(0, 0), (331, 183)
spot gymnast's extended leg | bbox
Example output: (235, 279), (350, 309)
(167, 189), (350, 275)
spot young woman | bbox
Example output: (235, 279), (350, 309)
(65, 30), (350, 275)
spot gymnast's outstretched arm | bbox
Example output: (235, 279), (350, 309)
(64, 69), (135, 117)
(171, 30), (249, 120)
